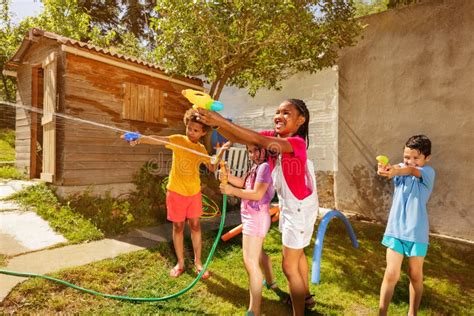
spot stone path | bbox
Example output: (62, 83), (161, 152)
(0, 180), (66, 256)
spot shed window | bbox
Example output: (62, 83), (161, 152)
(123, 82), (165, 123)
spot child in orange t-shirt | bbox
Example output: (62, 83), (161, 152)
(123, 109), (214, 279)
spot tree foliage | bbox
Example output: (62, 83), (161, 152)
(353, 0), (389, 17)
(77, 0), (158, 48)
(353, 0), (421, 17)
(151, 0), (362, 99)
(388, 0), (421, 8)
(0, 0), (424, 103)
(0, 0), (148, 102)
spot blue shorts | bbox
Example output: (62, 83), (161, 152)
(382, 236), (428, 257)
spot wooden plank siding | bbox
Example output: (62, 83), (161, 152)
(122, 82), (165, 124)
(58, 52), (200, 186)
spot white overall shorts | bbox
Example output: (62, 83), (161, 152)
(271, 155), (319, 249)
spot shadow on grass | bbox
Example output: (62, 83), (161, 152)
(314, 220), (386, 295)
(313, 219), (474, 314)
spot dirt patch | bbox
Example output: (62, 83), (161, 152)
(316, 171), (335, 209)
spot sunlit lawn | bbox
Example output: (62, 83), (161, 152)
(0, 128), (15, 161)
(1, 219), (473, 315)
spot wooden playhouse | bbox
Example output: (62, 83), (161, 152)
(4, 28), (204, 194)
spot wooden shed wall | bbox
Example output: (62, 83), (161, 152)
(14, 38), (63, 173)
(59, 53), (200, 186)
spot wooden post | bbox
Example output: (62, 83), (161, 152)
(40, 52), (57, 183)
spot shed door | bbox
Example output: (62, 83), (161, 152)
(40, 52), (57, 183)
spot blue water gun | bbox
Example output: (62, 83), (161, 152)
(122, 132), (141, 142)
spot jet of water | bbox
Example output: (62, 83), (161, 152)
(0, 100), (211, 159)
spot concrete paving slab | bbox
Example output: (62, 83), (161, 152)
(0, 233), (29, 255)
(0, 201), (21, 211)
(0, 211), (67, 251)
(6, 180), (38, 192)
(0, 186), (16, 199)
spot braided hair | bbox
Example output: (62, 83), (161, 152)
(287, 99), (310, 149)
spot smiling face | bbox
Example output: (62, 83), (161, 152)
(186, 121), (207, 143)
(273, 101), (306, 137)
(247, 145), (265, 164)
(403, 146), (431, 167)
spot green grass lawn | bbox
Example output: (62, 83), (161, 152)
(1, 219), (473, 315)
(0, 128), (15, 161)
(0, 128), (26, 180)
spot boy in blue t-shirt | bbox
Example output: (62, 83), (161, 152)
(377, 135), (435, 316)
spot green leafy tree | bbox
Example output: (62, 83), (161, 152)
(151, 1), (361, 99)
(0, 1), (34, 102)
(388, 0), (421, 8)
(0, 1), (14, 102)
(352, 0), (421, 18)
(0, 0), (148, 102)
(353, 0), (389, 17)
(78, 0), (157, 47)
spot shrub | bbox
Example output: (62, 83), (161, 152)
(7, 183), (103, 243)
(0, 128), (15, 148)
(129, 162), (168, 223)
(66, 189), (136, 236)
(0, 128), (15, 162)
(0, 166), (27, 180)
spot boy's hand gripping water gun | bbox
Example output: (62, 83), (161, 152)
(182, 89), (224, 111)
(376, 155), (389, 166)
(376, 155), (391, 176)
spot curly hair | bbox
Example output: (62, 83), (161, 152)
(183, 108), (210, 132)
(405, 135), (431, 157)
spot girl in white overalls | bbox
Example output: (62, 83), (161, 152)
(197, 99), (319, 316)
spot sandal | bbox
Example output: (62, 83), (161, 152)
(283, 294), (316, 310)
(305, 294), (316, 309)
(263, 279), (278, 290)
(169, 265), (185, 278)
(195, 266), (211, 280)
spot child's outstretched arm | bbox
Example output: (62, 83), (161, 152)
(137, 135), (169, 146)
(220, 181), (270, 201)
(121, 133), (169, 147)
(378, 164), (421, 179)
(196, 109), (294, 153)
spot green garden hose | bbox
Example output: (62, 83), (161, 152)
(0, 195), (228, 302)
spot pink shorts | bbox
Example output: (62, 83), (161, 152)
(241, 204), (271, 238)
(166, 190), (203, 222)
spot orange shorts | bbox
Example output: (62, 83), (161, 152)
(166, 190), (203, 222)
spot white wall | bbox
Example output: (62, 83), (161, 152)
(218, 67), (338, 171)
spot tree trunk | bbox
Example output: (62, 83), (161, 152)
(209, 80), (218, 97)
(213, 78), (227, 100)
